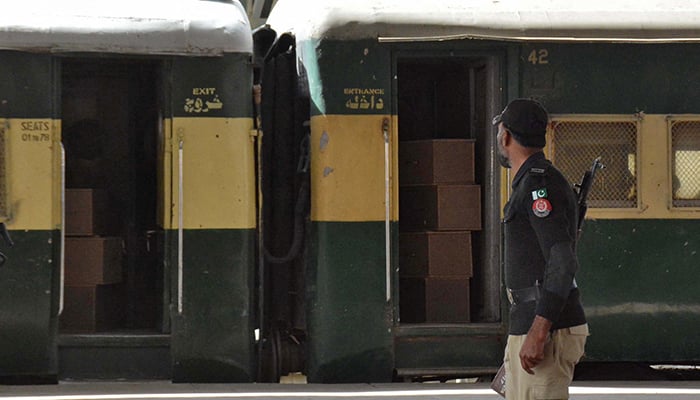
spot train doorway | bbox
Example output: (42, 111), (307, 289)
(59, 59), (168, 378)
(395, 55), (502, 325)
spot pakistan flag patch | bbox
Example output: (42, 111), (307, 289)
(531, 188), (548, 200)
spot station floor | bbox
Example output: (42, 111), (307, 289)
(2, 380), (700, 400)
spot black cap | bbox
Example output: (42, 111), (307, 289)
(492, 98), (548, 148)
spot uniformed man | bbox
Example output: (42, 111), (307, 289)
(493, 99), (589, 400)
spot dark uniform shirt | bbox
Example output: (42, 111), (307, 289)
(503, 152), (586, 335)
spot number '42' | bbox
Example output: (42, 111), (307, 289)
(528, 49), (549, 65)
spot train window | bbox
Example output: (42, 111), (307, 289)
(548, 117), (638, 208)
(670, 119), (700, 207)
(0, 120), (6, 218)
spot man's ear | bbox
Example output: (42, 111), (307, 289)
(501, 129), (511, 146)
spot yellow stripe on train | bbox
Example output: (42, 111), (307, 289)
(310, 114), (399, 222)
(0, 118), (60, 230)
(160, 117), (256, 230)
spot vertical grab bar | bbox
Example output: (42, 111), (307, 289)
(177, 140), (184, 314)
(59, 144), (65, 315)
(382, 118), (391, 302)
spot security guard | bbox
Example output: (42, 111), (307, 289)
(493, 99), (589, 400)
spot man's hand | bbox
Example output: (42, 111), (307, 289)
(519, 315), (553, 374)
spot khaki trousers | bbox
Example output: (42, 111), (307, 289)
(504, 324), (589, 400)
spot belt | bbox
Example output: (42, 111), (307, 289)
(507, 280), (578, 305)
(506, 286), (540, 305)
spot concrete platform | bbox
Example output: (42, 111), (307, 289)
(2, 381), (700, 400)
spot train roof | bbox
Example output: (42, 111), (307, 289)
(0, 0), (252, 55)
(267, 0), (700, 43)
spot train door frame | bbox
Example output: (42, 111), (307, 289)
(61, 57), (164, 330)
(391, 47), (507, 377)
(58, 56), (170, 379)
(392, 49), (504, 324)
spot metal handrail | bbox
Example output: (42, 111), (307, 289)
(383, 118), (391, 302)
(59, 143), (65, 315)
(177, 140), (184, 314)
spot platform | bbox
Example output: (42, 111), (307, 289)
(2, 381), (700, 400)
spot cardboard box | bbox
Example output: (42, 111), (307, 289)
(400, 184), (482, 231)
(60, 284), (125, 332)
(65, 237), (123, 285)
(400, 231), (472, 277)
(400, 139), (476, 185)
(65, 189), (115, 236)
(399, 277), (471, 323)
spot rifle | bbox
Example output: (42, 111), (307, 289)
(575, 157), (605, 234)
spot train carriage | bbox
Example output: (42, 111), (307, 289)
(257, 0), (700, 383)
(0, 0), (256, 382)
(4, 0), (700, 384)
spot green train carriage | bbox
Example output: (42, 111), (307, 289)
(257, 0), (700, 382)
(4, 0), (700, 384)
(0, 0), (256, 382)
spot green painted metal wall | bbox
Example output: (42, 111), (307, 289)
(0, 230), (58, 380)
(519, 43), (700, 114)
(169, 229), (256, 382)
(577, 220), (700, 362)
(170, 54), (254, 119)
(300, 39), (392, 117)
(305, 222), (394, 382)
(0, 51), (56, 118)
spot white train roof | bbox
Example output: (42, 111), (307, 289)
(0, 0), (252, 55)
(267, 0), (700, 43)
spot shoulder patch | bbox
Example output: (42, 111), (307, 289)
(530, 167), (546, 174)
(532, 198), (552, 218)
(531, 188), (548, 200)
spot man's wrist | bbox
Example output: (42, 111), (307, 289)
(529, 315), (553, 341)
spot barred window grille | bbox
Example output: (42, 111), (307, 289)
(670, 120), (700, 208)
(549, 119), (638, 208)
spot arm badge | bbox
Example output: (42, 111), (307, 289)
(532, 198), (552, 218)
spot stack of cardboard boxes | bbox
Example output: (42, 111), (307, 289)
(61, 189), (123, 332)
(398, 139), (480, 323)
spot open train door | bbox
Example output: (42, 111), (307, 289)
(58, 58), (172, 380)
(393, 50), (506, 379)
